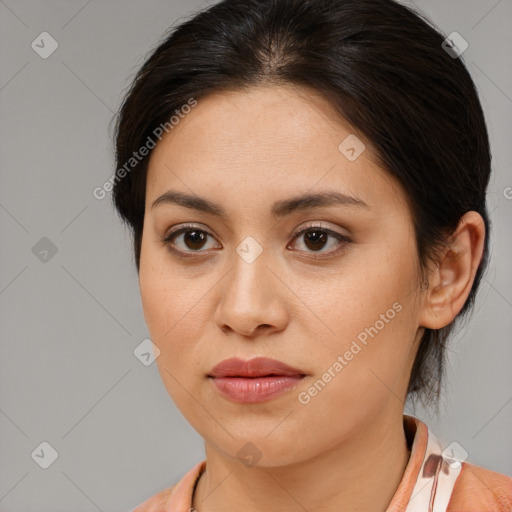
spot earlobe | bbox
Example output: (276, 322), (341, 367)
(419, 211), (486, 330)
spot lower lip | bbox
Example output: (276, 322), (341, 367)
(210, 375), (304, 403)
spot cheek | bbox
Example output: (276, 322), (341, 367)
(293, 301), (419, 438)
(299, 239), (421, 392)
(306, 242), (417, 341)
(139, 247), (186, 354)
(140, 275), (200, 349)
(138, 246), (215, 375)
(139, 257), (209, 414)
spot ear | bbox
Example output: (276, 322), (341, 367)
(419, 211), (486, 330)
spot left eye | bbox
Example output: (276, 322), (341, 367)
(289, 226), (350, 254)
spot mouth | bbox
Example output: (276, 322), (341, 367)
(208, 357), (306, 403)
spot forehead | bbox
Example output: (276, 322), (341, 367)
(145, 85), (408, 215)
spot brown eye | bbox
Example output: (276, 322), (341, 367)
(303, 229), (329, 251)
(162, 224), (220, 255)
(289, 225), (351, 256)
(180, 229), (208, 250)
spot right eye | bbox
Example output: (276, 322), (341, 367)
(161, 223), (222, 256)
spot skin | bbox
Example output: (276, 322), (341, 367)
(138, 84), (485, 512)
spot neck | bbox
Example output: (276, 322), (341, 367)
(192, 410), (411, 512)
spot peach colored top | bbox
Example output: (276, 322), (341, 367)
(132, 415), (512, 512)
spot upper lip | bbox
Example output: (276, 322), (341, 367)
(208, 357), (306, 378)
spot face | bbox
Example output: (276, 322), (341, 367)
(139, 84), (425, 467)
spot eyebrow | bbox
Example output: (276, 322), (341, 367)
(151, 189), (370, 218)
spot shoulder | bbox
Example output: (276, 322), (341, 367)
(130, 460), (206, 512)
(448, 461), (512, 511)
(131, 486), (176, 512)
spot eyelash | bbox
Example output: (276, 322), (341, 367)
(160, 222), (352, 259)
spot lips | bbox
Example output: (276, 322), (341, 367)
(208, 357), (305, 378)
(208, 357), (306, 403)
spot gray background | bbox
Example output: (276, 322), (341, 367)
(0, 0), (511, 511)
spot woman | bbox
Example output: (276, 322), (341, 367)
(111, 0), (512, 510)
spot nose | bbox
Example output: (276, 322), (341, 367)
(214, 248), (289, 338)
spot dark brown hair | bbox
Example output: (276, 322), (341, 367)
(111, 0), (491, 409)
